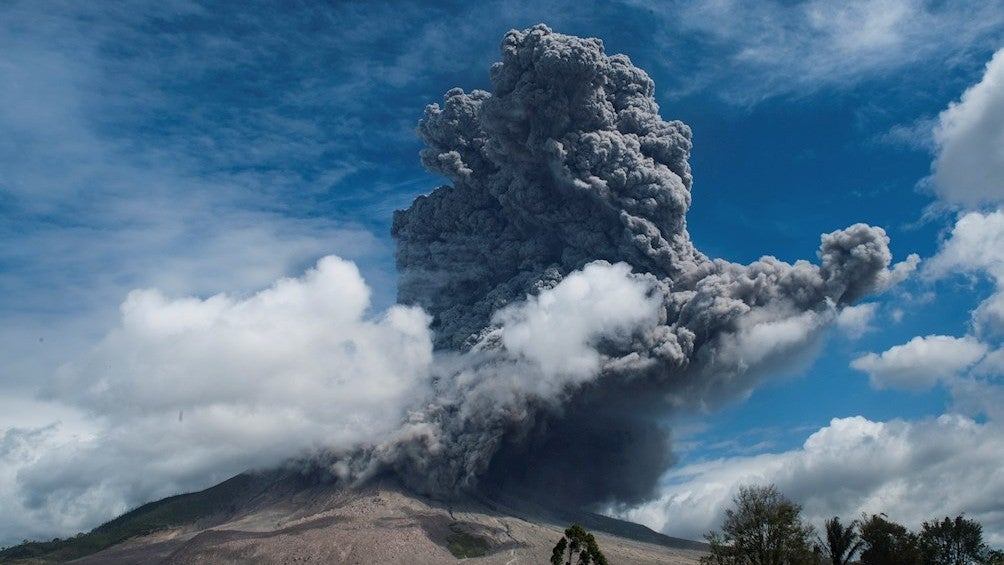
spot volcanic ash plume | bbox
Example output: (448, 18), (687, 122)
(345, 25), (899, 508)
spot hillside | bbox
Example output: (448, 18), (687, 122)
(0, 470), (706, 564)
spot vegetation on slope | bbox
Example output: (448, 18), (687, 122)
(445, 528), (491, 559)
(0, 473), (256, 563)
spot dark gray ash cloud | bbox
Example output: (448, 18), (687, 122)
(343, 24), (900, 508)
(0, 25), (907, 545)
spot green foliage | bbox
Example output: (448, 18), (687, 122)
(919, 515), (987, 565)
(445, 530), (490, 558)
(701, 484), (817, 565)
(856, 513), (999, 565)
(550, 524), (608, 565)
(552, 537), (569, 565)
(820, 517), (863, 565)
(859, 514), (923, 565)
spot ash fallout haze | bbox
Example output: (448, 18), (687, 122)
(2, 0), (1004, 549)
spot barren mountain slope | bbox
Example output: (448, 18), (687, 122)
(42, 471), (706, 564)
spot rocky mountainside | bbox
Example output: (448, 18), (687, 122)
(1, 470), (706, 564)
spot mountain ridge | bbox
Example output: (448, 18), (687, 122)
(0, 469), (706, 564)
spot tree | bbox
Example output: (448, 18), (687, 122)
(550, 524), (608, 565)
(920, 515), (987, 565)
(820, 517), (864, 565)
(859, 513), (923, 565)
(701, 484), (816, 565)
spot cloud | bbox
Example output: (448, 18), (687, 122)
(0, 256), (434, 545)
(851, 335), (988, 390)
(54, 256), (433, 426)
(623, 0), (1004, 102)
(0, 1), (397, 402)
(835, 303), (878, 339)
(925, 209), (1004, 279)
(0, 424), (99, 545)
(874, 117), (939, 152)
(974, 347), (1004, 378)
(387, 25), (897, 507)
(974, 292), (1004, 337)
(715, 46), (1004, 552)
(0, 12), (942, 546)
(924, 209), (1004, 337)
(613, 14), (1004, 551)
(492, 262), (661, 381)
(931, 48), (1004, 207)
(880, 253), (921, 289)
(619, 414), (1004, 546)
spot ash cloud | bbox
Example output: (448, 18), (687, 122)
(4, 26), (907, 540)
(370, 25), (899, 507)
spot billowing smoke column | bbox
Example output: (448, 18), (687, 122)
(341, 25), (897, 508)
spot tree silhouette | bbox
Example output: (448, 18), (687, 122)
(920, 515), (987, 565)
(702, 484), (816, 565)
(859, 513), (923, 565)
(820, 517), (864, 565)
(550, 524), (608, 565)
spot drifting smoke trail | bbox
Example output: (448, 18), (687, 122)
(327, 25), (903, 508)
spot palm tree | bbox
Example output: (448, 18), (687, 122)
(821, 517), (864, 565)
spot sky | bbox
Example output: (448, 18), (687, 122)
(2, 0), (1004, 548)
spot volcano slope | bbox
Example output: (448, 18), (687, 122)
(0, 470), (706, 564)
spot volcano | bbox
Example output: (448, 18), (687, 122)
(0, 471), (706, 564)
(1, 25), (904, 564)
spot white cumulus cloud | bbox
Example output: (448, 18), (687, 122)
(1, 256), (434, 545)
(926, 209), (1004, 279)
(851, 335), (988, 390)
(932, 48), (1004, 207)
(620, 414), (1004, 546)
(493, 261), (661, 381)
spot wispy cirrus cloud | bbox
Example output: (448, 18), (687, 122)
(623, 0), (1004, 103)
(0, 2), (427, 398)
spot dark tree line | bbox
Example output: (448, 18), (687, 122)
(702, 484), (1003, 565)
(551, 524), (608, 565)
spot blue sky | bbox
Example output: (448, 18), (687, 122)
(2, 0), (1004, 547)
